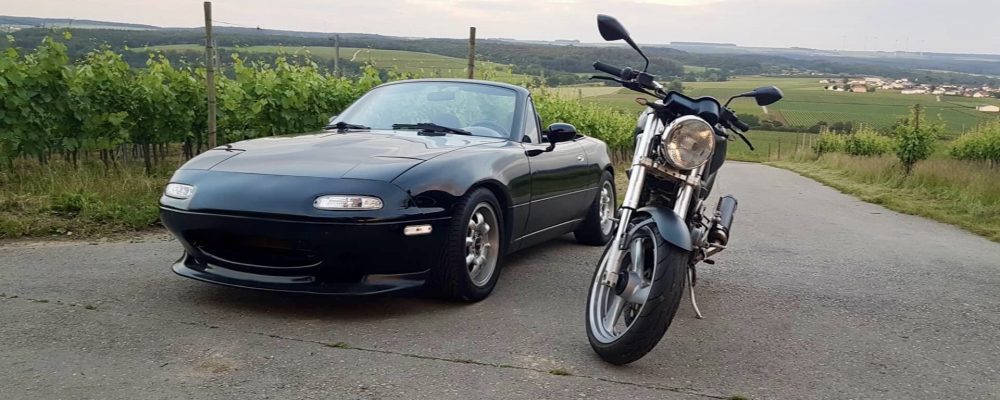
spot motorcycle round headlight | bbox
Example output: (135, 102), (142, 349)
(661, 116), (715, 170)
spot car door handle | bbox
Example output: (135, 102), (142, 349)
(576, 155), (585, 162)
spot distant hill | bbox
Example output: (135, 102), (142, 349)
(3, 15), (998, 85)
(0, 15), (158, 30)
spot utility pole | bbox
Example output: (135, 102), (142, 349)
(204, 1), (217, 149)
(467, 27), (476, 79)
(334, 34), (341, 77)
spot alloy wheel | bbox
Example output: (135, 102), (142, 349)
(465, 202), (500, 287)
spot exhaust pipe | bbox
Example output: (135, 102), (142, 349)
(708, 195), (737, 246)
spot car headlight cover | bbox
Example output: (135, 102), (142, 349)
(661, 116), (715, 170)
(164, 183), (196, 199)
(313, 195), (383, 210)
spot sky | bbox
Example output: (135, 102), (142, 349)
(3, 0), (999, 54)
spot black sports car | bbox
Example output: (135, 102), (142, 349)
(160, 79), (616, 301)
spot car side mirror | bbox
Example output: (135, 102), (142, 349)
(526, 123), (578, 156)
(546, 123), (578, 144)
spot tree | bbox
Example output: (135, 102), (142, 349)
(736, 113), (760, 127)
(893, 104), (941, 174)
(667, 79), (683, 92)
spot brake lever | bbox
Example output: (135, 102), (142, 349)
(731, 129), (755, 151)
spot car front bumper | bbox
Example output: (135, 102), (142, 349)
(161, 207), (450, 295)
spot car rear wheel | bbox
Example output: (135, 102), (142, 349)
(427, 188), (503, 301)
(574, 171), (616, 246)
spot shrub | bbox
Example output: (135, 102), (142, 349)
(812, 132), (847, 154)
(844, 127), (894, 156)
(892, 104), (940, 174)
(950, 120), (1000, 164)
(0, 34), (385, 170)
(532, 90), (634, 159)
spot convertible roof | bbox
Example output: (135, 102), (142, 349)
(375, 78), (530, 98)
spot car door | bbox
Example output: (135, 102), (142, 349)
(521, 98), (593, 236)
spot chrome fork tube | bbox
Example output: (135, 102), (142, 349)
(601, 113), (662, 286)
(672, 164), (706, 221)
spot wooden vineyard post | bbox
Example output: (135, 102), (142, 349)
(467, 27), (476, 79)
(204, 1), (217, 149)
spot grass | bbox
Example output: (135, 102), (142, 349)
(770, 153), (1000, 242)
(0, 160), (168, 239)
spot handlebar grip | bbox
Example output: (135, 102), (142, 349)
(732, 119), (750, 132)
(593, 61), (625, 79)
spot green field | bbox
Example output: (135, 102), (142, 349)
(135, 44), (534, 84)
(582, 77), (1000, 136)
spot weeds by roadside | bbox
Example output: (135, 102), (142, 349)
(0, 160), (168, 238)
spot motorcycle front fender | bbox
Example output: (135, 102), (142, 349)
(635, 206), (693, 251)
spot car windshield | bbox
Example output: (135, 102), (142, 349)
(334, 82), (518, 139)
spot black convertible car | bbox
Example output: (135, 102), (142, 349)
(161, 79), (615, 301)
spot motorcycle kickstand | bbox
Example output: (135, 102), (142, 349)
(687, 268), (704, 319)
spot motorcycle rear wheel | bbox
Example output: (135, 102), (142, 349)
(586, 217), (689, 365)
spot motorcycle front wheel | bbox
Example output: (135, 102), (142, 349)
(586, 216), (690, 365)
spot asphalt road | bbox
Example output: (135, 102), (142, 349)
(2, 162), (998, 400)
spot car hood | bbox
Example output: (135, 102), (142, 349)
(204, 130), (506, 181)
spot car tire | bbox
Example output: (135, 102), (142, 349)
(574, 171), (616, 246)
(427, 188), (504, 302)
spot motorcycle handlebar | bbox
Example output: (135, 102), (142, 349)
(593, 61), (626, 79)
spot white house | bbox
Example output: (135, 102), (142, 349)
(973, 92), (988, 98)
(851, 84), (869, 93)
(901, 89), (927, 95)
(976, 105), (1000, 113)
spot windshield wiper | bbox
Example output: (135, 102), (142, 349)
(392, 123), (471, 136)
(325, 121), (370, 131)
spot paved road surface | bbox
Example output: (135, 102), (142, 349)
(2, 163), (998, 399)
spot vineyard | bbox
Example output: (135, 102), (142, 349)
(0, 33), (387, 172)
(1, 34), (641, 174)
(133, 44), (536, 85)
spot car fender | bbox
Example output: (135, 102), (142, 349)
(635, 206), (692, 251)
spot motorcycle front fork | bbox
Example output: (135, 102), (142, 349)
(602, 115), (710, 318)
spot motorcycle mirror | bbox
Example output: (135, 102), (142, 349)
(751, 86), (784, 106)
(597, 14), (649, 72)
(724, 86), (784, 107)
(597, 14), (631, 42)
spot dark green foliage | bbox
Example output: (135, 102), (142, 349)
(893, 104), (941, 173)
(0, 34), (384, 169)
(812, 132), (847, 154)
(736, 113), (759, 128)
(950, 120), (1000, 164)
(844, 128), (894, 156)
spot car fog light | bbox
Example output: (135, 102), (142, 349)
(313, 195), (383, 210)
(404, 224), (433, 236)
(164, 183), (196, 199)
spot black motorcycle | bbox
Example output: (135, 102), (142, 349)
(584, 15), (783, 364)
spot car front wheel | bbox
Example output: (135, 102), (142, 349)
(427, 188), (503, 301)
